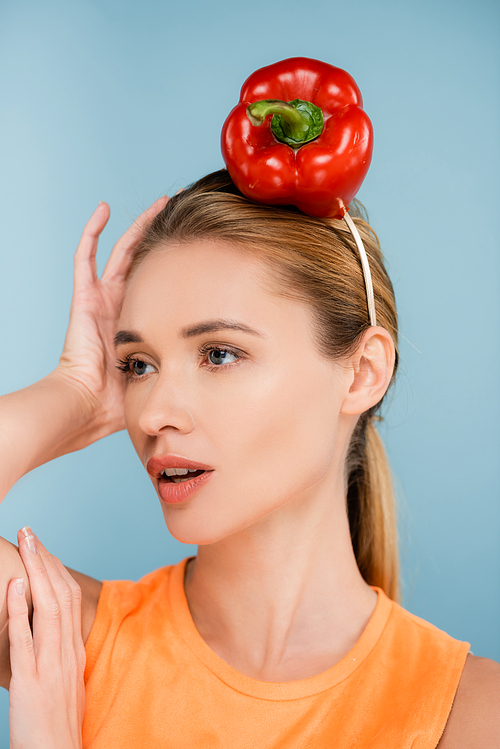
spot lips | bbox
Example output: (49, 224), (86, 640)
(147, 455), (215, 480)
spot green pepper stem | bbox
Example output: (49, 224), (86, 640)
(247, 100), (310, 139)
(246, 99), (323, 147)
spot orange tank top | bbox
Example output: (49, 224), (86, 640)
(82, 557), (470, 749)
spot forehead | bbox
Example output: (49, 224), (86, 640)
(119, 239), (296, 334)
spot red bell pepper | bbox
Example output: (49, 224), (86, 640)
(221, 57), (373, 219)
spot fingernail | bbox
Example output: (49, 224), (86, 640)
(25, 535), (37, 554)
(15, 578), (24, 596)
(20, 526), (30, 537)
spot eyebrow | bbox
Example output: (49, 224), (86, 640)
(114, 330), (143, 347)
(114, 319), (265, 348)
(180, 319), (266, 339)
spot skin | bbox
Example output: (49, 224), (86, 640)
(0, 201), (498, 745)
(119, 238), (389, 680)
(7, 528), (85, 749)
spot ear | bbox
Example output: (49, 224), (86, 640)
(340, 327), (396, 416)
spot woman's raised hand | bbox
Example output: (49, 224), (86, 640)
(0, 197), (167, 499)
(7, 528), (86, 748)
(54, 196), (168, 447)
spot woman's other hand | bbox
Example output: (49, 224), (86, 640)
(56, 196), (169, 442)
(7, 527), (86, 749)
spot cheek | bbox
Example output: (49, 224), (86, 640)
(123, 385), (148, 452)
(246, 380), (336, 471)
(163, 366), (343, 545)
(209, 361), (342, 511)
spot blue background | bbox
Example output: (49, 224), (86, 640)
(0, 0), (499, 739)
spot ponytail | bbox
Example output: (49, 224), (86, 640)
(347, 415), (399, 602)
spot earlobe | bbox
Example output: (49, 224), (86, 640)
(340, 327), (395, 416)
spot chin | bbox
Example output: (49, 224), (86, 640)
(160, 506), (236, 546)
(160, 500), (275, 547)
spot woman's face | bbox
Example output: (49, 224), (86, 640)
(117, 239), (351, 545)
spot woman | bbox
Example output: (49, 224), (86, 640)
(2, 171), (499, 748)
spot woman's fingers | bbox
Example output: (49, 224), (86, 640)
(27, 531), (85, 665)
(73, 201), (111, 292)
(7, 577), (36, 682)
(17, 528), (65, 667)
(8, 529), (87, 746)
(101, 194), (169, 283)
(72, 195), (167, 294)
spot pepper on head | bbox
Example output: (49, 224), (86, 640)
(221, 56), (373, 220)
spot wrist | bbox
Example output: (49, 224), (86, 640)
(41, 368), (114, 455)
(46, 367), (101, 425)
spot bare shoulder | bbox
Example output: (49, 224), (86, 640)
(65, 565), (103, 645)
(437, 654), (500, 748)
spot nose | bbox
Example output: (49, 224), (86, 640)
(137, 373), (195, 436)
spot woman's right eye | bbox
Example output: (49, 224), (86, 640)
(115, 357), (155, 380)
(131, 360), (154, 376)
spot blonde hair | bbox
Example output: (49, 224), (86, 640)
(131, 170), (400, 601)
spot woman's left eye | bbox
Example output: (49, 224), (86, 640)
(200, 346), (241, 371)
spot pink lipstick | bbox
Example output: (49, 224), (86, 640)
(147, 455), (214, 504)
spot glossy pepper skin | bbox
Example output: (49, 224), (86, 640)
(221, 57), (373, 219)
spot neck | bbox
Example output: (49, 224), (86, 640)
(184, 468), (377, 682)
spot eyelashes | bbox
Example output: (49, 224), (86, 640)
(115, 356), (152, 380)
(115, 344), (243, 382)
